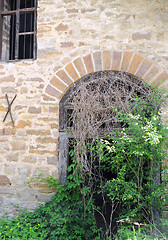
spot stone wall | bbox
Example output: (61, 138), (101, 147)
(0, 0), (167, 216)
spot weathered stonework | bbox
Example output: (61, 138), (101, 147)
(0, 0), (167, 217)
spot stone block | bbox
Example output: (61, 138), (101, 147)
(11, 141), (27, 151)
(22, 155), (37, 163)
(6, 152), (19, 162)
(36, 137), (54, 144)
(55, 23), (68, 31)
(49, 106), (58, 113)
(28, 78), (44, 82)
(2, 87), (18, 94)
(0, 106), (7, 112)
(0, 175), (10, 186)
(26, 129), (51, 136)
(28, 107), (41, 114)
(47, 156), (58, 165)
(0, 75), (15, 82)
(4, 164), (16, 175)
(66, 8), (78, 13)
(29, 149), (57, 155)
(18, 167), (31, 176)
(49, 123), (58, 129)
(20, 87), (28, 94)
(16, 120), (31, 129)
(17, 188), (37, 201)
(41, 94), (56, 102)
(0, 128), (16, 136)
(35, 192), (55, 202)
(132, 32), (152, 41)
(60, 42), (74, 48)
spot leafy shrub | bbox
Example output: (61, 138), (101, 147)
(0, 89), (167, 240)
(0, 174), (102, 239)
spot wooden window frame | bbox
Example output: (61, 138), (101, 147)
(0, 0), (37, 61)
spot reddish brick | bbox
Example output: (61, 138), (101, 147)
(152, 71), (168, 86)
(111, 51), (122, 71)
(93, 51), (102, 71)
(50, 76), (67, 92)
(136, 59), (152, 78)
(121, 52), (133, 72)
(83, 54), (94, 74)
(45, 85), (62, 99)
(56, 69), (73, 85)
(128, 54), (144, 75)
(103, 51), (112, 70)
(143, 65), (161, 83)
(42, 94), (56, 102)
(65, 63), (79, 81)
(73, 57), (86, 77)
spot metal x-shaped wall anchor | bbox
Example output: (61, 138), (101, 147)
(3, 94), (17, 126)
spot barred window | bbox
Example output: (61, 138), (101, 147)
(0, 0), (37, 61)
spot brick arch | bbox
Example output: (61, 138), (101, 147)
(42, 50), (168, 103)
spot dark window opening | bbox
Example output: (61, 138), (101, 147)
(20, 0), (34, 9)
(4, 0), (17, 11)
(0, 0), (37, 61)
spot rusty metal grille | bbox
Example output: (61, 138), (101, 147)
(0, 0), (37, 60)
(59, 71), (153, 137)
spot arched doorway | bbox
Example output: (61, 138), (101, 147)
(58, 70), (153, 184)
(58, 70), (161, 236)
(42, 49), (167, 238)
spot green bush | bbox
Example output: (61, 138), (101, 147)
(0, 174), (103, 239)
(0, 90), (167, 239)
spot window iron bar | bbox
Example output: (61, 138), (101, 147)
(18, 31), (34, 35)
